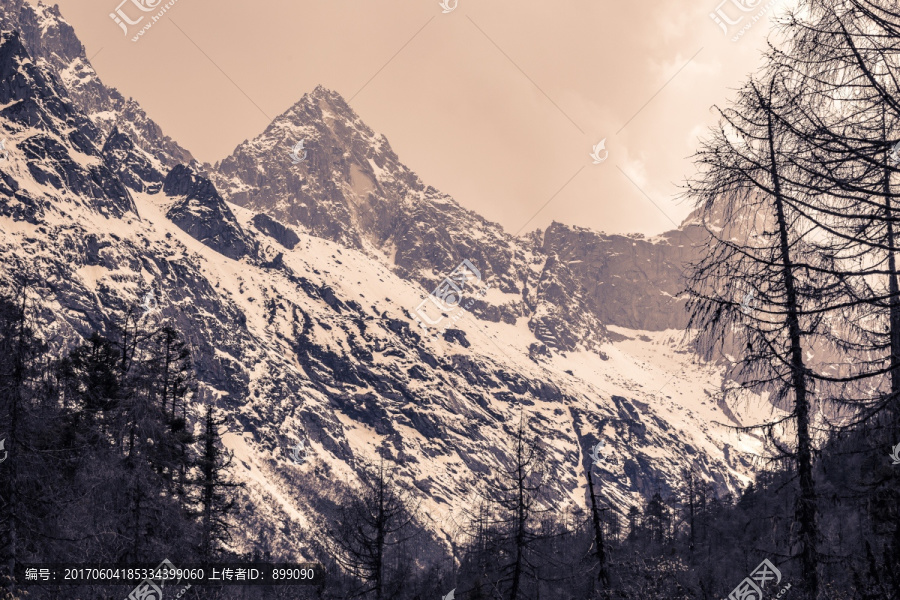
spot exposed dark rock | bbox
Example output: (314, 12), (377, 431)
(0, 31), (135, 218)
(442, 328), (470, 348)
(252, 213), (300, 250)
(528, 342), (552, 363)
(164, 164), (254, 261)
(0, 3), (755, 558)
(541, 221), (704, 331)
(101, 126), (165, 194)
(407, 364), (429, 380)
(0, 0), (194, 168)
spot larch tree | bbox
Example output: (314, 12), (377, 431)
(685, 71), (842, 598)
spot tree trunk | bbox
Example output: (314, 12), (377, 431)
(509, 433), (526, 600)
(882, 111), (900, 430)
(201, 407), (215, 557)
(587, 467), (610, 592)
(131, 486), (143, 562)
(767, 101), (819, 599)
(375, 462), (385, 600)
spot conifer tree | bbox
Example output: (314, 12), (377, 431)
(196, 402), (241, 559)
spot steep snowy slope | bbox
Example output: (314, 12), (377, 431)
(2, 0), (705, 361)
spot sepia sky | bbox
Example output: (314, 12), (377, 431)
(40, 0), (794, 236)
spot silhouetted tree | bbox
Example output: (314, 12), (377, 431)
(329, 457), (418, 600)
(195, 402), (241, 559)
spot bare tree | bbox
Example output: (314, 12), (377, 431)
(760, 0), (900, 434)
(470, 413), (555, 600)
(685, 71), (834, 598)
(329, 457), (418, 600)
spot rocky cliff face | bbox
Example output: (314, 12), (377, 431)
(0, 6), (767, 563)
(211, 87), (531, 308)
(102, 126), (166, 194)
(252, 213), (300, 250)
(540, 222), (699, 332)
(0, 0), (701, 343)
(209, 86), (699, 351)
(0, 30), (135, 220)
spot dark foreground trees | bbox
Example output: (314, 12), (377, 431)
(196, 403), (243, 560)
(0, 283), (240, 599)
(3, 277), (900, 600)
(684, 1), (900, 598)
(474, 415), (548, 600)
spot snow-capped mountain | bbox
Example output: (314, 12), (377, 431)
(210, 85), (698, 351)
(0, 2), (777, 560)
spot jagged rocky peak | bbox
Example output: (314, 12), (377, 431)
(282, 85), (382, 140)
(0, 29), (75, 127)
(2, 0), (82, 69)
(0, 30), (136, 220)
(163, 164), (255, 261)
(0, 8), (772, 559)
(295, 84), (358, 118)
(211, 84), (531, 319)
(212, 84), (416, 252)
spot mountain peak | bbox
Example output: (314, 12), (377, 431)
(281, 84), (360, 127)
(0, 7), (770, 573)
(307, 84), (346, 104)
(1, 0), (195, 168)
(310, 83), (338, 98)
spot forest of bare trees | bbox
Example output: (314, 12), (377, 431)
(685, 0), (900, 598)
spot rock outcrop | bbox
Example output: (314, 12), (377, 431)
(164, 164), (254, 260)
